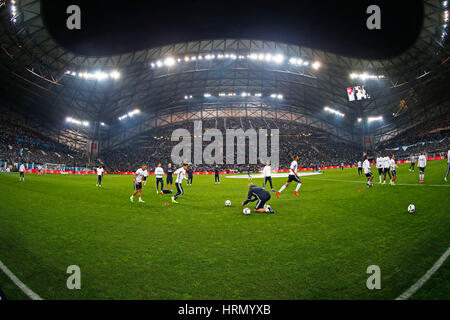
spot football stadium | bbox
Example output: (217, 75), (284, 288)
(0, 0), (449, 304)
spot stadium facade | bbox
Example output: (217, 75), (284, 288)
(0, 0), (449, 164)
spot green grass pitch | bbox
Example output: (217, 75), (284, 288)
(0, 160), (449, 300)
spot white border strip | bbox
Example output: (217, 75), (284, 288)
(396, 246), (450, 300)
(0, 259), (43, 300)
(306, 177), (450, 187)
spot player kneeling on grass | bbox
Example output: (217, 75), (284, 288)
(363, 155), (373, 188)
(130, 164), (148, 203)
(172, 163), (188, 204)
(241, 183), (275, 213)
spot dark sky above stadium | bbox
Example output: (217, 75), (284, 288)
(41, 0), (424, 59)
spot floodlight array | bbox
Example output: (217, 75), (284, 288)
(324, 106), (345, 117)
(185, 93), (283, 99)
(118, 109), (140, 120)
(64, 70), (121, 81)
(350, 73), (385, 80)
(66, 117), (89, 127)
(150, 53), (321, 71)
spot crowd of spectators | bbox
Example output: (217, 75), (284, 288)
(0, 120), (88, 168)
(101, 117), (364, 172)
(376, 114), (449, 160)
(2, 114), (447, 173)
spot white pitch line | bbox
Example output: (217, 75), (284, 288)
(305, 177), (450, 187)
(396, 246), (450, 300)
(0, 259), (43, 300)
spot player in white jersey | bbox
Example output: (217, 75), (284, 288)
(363, 155), (373, 188)
(389, 155), (398, 185)
(154, 163), (165, 194)
(130, 165), (148, 203)
(376, 154), (383, 183)
(171, 163), (188, 203)
(262, 161), (276, 192)
(382, 154), (391, 184)
(357, 161), (362, 176)
(409, 154), (416, 172)
(444, 146), (450, 182)
(96, 165), (104, 187)
(277, 155), (302, 198)
(418, 151), (427, 183)
(19, 163), (25, 182)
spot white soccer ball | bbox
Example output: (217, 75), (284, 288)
(243, 208), (251, 215)
(408, 204), (415, 214)
(225, 200), (231, 207)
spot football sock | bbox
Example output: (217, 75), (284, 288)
(279, 185), (287, 193)
(295, 183), (302, 192)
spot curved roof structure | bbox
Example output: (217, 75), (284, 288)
(0, 0), (449, 150)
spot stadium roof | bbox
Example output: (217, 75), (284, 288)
(0, 0), (449, 147)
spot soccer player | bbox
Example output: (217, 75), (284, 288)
(277, 155), (302, 198)
(166, 163), (174, 192)
(390, 155), (398, 185)
(409, 154), (416, 172)
(187, 166), (194, 186)
(154, 163), (164, 194)
(340, 162), (344, 171)
(444, 145), (450, 182)
(357, 160), (362, 176)
(363, 155), (373, 188)
(96, 165), (104, 187)
(130, 164), (148, 203)
(262, 161), (276, 192)
(214, 164), (220, 184)
(418, 151), (427, 183)
(241, 183), (275, 213)
(382, 154), (391, 184)
(19, 163), (25, 182)
(376, 154), (383, 183)
(172, 163), (188, 203)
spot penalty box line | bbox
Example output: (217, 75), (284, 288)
(0, 259), (43, 300)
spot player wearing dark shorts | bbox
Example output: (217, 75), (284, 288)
(166, 163), (174, 192)
(214, 165), (220, 184)
(187, 166), (194, 186)
(241, 184), (275, 213)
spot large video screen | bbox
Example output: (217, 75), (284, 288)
(347, 85), (370, 101)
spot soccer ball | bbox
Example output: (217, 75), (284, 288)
(225, 200), (231, 207)
(408, 204), (415, 214)
(243, 208), (251, 215)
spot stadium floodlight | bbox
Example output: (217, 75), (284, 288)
(110, 70), (120, 79)
(445, 10), (449, 22)
(204, 93), (211, 98)
(164, 57), (176, 67)
(100, 122), (105, 126)
(273, 54), (284, 64)
(255, 93), (262, 97)
(66, 117), (89, 126)
(350, 72), (383, 80)
(368, 116), (383, 123)
(357, 118), (362, 122)
(312, 61), (321, 70)
(119, 109), (140, 121)
(324, 106), (345, 117)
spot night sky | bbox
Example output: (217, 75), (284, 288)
(41, 0), (424, 59)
